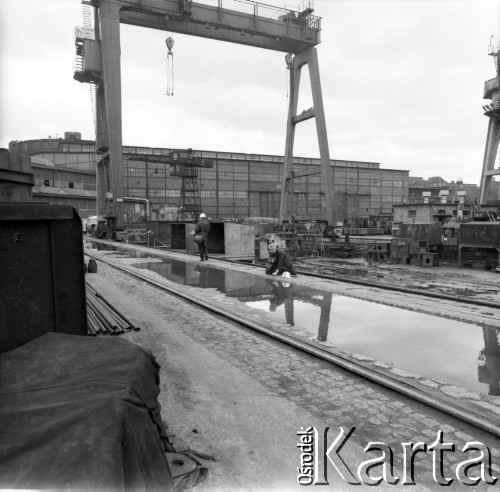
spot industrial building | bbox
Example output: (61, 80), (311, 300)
(394, 176), (500, 224)
(15, 132), (409, 223)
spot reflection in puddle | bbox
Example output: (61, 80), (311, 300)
(86, 241), (157, 259)
(87, 241), (499, 397)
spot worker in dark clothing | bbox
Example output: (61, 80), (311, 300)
(265, 242), (297, 276)
(195, 213), (210, 261)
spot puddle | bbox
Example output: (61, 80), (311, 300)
(86, 241), (157, 259)
(129, 257), (500, 397)
(86, 241), (500, 396)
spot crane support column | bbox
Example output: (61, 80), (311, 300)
(98, 2), (124, 224)
(279, 48), (335, 225)
(479, 115), (500, 204)
(479, 42), (500, 205)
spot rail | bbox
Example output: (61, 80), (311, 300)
(84, 246), (500, 437)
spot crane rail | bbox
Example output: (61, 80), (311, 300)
(92, 238), (500, 310)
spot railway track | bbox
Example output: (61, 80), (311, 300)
(85, 246), (500, 438)
(87, 238), (500, 310)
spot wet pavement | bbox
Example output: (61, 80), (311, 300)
(84, 250), (500, 490)
(85, 239), (500, 422)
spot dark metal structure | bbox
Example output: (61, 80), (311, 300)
(73, 0), (335, 227)
(479, 40), (500, 203)
(0, 204), (87, 352)
(168, 149), (213, 220)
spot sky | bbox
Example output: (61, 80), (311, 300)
(1, 0), (499, 184)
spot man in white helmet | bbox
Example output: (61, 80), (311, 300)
(194, 212), (210, 261)
(265, 241), (297, 276)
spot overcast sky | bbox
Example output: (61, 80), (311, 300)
(1, 0), (499, 184)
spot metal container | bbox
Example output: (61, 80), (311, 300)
(398, 222), (443, 244)
(459, 222), (500, 247)
(0, 204), (87, 352)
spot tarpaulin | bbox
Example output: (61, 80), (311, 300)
(0, 332), (174, 490)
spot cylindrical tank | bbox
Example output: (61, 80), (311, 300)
(64, 132), (82, 140)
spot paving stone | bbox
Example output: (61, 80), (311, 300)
(388, 401), (405, 410)
(351, 353), (374, 362)
(419, 379), (440, 388)
(421, 428), (439, 439)
(440, 386), (481, 400)
(325, 410), (343, 418)
(454, 431), (477, 443)
(421, 418), (440, 428)
(390, 368), (422, 379)
(471, 401), (500, 415)
(439, 424), (456, 434)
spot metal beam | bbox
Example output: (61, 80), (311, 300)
(292, 108), (315, 124)
(292, 168), (322, 179)
(279, 48), (335, 225)
(116, 0), (321, 54)
(479, 117), (500, 204)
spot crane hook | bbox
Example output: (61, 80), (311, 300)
(165, 36), (175, 96)
(166, 36), (174, 54)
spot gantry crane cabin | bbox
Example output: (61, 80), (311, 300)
(73, 0), (335, 230)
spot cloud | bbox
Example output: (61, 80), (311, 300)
(1, 0), (499, 184)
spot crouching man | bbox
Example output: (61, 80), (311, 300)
(265, 242), (297, 277)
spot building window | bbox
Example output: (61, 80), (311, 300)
(408, 210), (417, 218)
(68, 182), (74, 189)
(43, 179), (50, 187)
(437, 209), (445, 214)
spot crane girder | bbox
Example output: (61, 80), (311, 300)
(104, 0), (321, 54)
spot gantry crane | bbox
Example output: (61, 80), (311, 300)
(125, 148), (214, 221)
(479, 38), (500, 204)
(168, 149), (214, 220)
(73, 0), (336, 231)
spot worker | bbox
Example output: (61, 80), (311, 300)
(195, 212), (210, 261)
(265, 242), (297, 276)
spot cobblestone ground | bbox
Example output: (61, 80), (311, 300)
(86, 252), (500, 491)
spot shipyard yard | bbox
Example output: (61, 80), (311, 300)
(79, 238), (500, 489)
(2, 0), (500, 490)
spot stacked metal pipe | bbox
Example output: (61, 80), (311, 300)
(86, 283), (140, 336)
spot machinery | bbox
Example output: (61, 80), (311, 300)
(73, 0), (336, 234)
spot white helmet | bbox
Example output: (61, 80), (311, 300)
(200, 213), (206, 218)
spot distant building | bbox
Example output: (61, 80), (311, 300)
(394, 176), (499, 224)
(14, 133), (410, 222)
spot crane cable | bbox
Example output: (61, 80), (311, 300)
(285, 53), (293, 99)
(166, 36), (174, 96)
